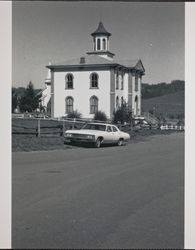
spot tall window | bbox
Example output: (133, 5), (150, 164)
(90, 96), (98, 114)
(116, 96), (119, 109)
(97, 39), (101, 50)
(121, 96), (124, 106)
(66, 96), (73, 113)
(135, 75), (138, 91)
(90, 73), (99, 88)
(116, 71), (119, 89)
(103, 38), (106, 50)
(65, 74), (73, 89)
(121, 73), (124, 90)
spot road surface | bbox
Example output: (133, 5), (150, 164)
(12, 133), (184, 249)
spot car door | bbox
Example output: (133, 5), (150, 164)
(111, 125), (121, 142)
(104, 125), (114, 143)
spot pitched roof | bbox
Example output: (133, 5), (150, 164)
(91, 22), (111, 37)
(49, 55), (113, 66)
(47, 55), (145, 73)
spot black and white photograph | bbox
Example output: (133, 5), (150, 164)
(2, 1), (195, 249)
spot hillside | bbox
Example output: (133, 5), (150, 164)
(142, 80), (184, 99)
(142, 90), (184, 119)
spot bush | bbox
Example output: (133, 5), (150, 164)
(113, 103), (132, 124)
(93, 111), (107, 122)
(67, 110), (82, 119)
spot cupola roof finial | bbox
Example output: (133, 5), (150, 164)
(91, 21), (111, 37)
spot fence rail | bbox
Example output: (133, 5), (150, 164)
(12, 117), (105, 137)
(160, 125), (184, 131)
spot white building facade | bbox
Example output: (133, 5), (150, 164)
(46, 22), (145, 119)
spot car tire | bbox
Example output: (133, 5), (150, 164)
(94, 138), (101, 148)
(117, 139), (124, 146)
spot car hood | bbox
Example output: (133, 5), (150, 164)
(65, 129), (105, 135)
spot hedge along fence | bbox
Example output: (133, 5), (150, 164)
(12, 117), (112, 137)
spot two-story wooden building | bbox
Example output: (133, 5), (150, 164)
(45, 21), (145, 119)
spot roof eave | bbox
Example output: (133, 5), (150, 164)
(46, 63), (118, 70)
(91, 32), (111, 37)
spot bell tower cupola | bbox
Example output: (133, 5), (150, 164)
(87, 21), (115, 60)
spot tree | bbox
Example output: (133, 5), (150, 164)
(19, 81), (40, 113)
(112, 102), (132, 124)
(12, 88), (18, 113)
(93, 111), (107, 122)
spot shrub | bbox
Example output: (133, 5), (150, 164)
(67, 110), (82, 119)
(93, 111), (107, 122)
(113, 103), (132, 124)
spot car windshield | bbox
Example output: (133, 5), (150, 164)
(82, 123), (106, 131)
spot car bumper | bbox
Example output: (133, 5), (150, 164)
(64, 137), (95, 143)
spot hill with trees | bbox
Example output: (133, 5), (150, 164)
(142, 80), (184, 99)
(141, 80), (184, 120)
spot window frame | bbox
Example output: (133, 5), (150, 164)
(65, 96), (74, 114)
(90, 73), (99, 89)
(135, 75), (138, 91)
(65, 73), (74, 89)
(116, 71), (119, 89)
(90, 95), (98, 114)
(121, 73), (124, 90)
(97, 38), (101, 50)
(106, 125), (112, 132)
(116, 96), (119, 109)
(121, 96), (124, 106)
(112, 126), (118, 132)
(102, 38), (106, 50)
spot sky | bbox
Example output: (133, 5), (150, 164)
(12, 1), (184, 88)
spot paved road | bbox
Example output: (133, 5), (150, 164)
(12, 133), (184, 249)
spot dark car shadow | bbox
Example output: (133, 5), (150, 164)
(64, 141), (120, 149)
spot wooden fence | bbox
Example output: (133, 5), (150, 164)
(160, 125), (184, 131)
(12, 117), (185, 137)
(12, 118), (109, 137)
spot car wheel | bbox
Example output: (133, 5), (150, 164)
(117, 139), (124, 146)
(95, 138), (101, 148)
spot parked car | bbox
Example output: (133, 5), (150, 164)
(64, 122), (130, 148)
(133, 117), (159, 129)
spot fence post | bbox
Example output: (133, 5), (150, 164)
(72, 118), (76, 129)
(37, 119), (41, 137)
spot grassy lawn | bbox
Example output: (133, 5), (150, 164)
(12, 134), (72, 152)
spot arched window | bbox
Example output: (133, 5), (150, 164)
(97, 38), (101, 50)
(116, 71), (119, 89)
(90, 96), (98, 114)
(134, 95), (138, 115)
(135, 75), (138, 91)
(65, 74), (73, 89)
(66, 96), (73, 114)
(116, 96), (119, 109)
(103, 38), (106, 50)
(121, 96), (124, 106)
(121, 73), (124, 90)
(90, 73), (99, 88)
